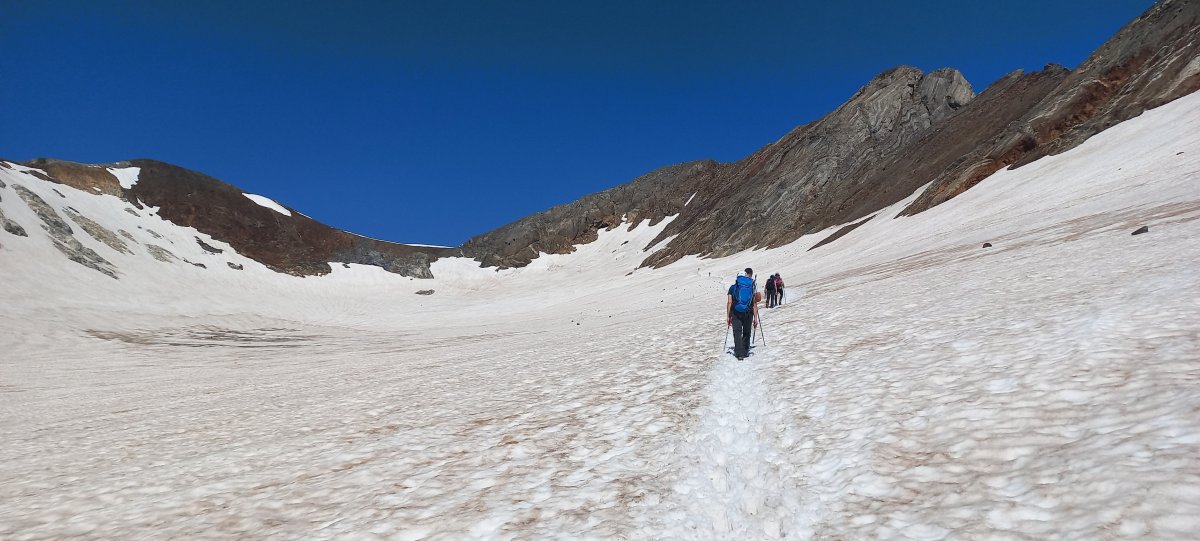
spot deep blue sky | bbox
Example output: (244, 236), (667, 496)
(2, 1), (1153, 246)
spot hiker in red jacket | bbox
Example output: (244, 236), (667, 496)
(774, 274), (785, 305)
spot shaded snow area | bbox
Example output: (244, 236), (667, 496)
(243, 192), (292, 216)
(1, 95), (1199, 540)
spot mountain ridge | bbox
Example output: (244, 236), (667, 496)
(467, 0), (1200, 269)
(11, 157), (455, 277)
(6, 0), (1197, 278)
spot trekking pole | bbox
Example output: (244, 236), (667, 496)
(759, 315), (768, 347)
(722, 324), (730, 354)
(750, 277), (757, 347)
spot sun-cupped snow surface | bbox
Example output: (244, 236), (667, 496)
(107, 166), (140, 189)
(243, 192), (292, 216)
(1, 93), (1199, 539)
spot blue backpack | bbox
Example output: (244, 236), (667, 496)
(732, 275), (754, 313)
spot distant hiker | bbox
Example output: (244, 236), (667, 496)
(727, 268), (759, 359)
(775, 274), (785, 305)
(765, 273), (778, 308)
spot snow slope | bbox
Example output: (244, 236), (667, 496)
(0, 93), (1198, 539)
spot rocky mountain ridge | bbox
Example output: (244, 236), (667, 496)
(465, 0), (1200, 269)
(11, 158), (453, 277)
(6, 0), (1197, 278)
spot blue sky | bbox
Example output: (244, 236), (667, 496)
(1, 1), (1153, 246)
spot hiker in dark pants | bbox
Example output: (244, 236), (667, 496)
(726, 268), (760, 359)
(765, 273), (777, 308)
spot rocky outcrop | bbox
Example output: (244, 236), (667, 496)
(849, 65), (1070, 220)
(12, 184), (117, 278)
(2, 216), (26, 237)
(196, 237), (223, 254)
(460, 161), (716, 268)
(22, 159), (125, 197)
(0, 192), (29, 237)
(18, 158), (455, 277)
(641, 66), (976, 266)
(66, 208), (133, 255)
(146, 244), (178, 263)
(902, 0), (1200, 215)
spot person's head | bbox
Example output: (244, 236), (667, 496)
(744, 268), (753, 277)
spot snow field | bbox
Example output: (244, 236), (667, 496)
(0, 93), (1198, 539)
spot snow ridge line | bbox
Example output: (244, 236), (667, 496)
(664, 353), (805, 539)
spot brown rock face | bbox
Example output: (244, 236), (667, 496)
(22, 159), (125, 196)
(460, 160), (718, 268)
(853, 65), (1071, 220)
(639, 66), (977, 267)
(20, 158), (453, 277)
(902, 0), (1200, 215)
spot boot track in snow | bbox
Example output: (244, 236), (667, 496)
(663, 351), (808, 539)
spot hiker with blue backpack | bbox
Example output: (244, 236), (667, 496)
(726, 268), (760, 360)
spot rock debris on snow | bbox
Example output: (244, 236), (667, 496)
(145, 244), (178, 263)
(66, 208), (132, 255)
(195, 236), (223, 254)
(11, 183), (117, 277)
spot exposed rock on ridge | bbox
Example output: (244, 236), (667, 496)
(902, 0), (1200, 215)
(460, 161), (716, 268)
(837, 65), (1071, 224)
(19, 159), (454, 277)
(639, 66), (976, 266)
(464, 0), (1200, 269)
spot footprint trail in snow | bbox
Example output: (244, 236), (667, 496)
(663, 350), (805, 539)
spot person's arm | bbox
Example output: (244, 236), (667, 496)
(752, 299), (759, 327)
(726, 294), (732, 326)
